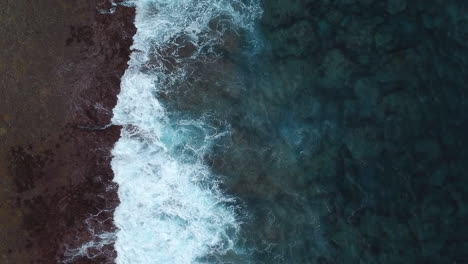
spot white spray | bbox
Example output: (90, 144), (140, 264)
(110, 1), (261, 263)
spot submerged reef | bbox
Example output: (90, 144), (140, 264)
(222, 0), (468, 262)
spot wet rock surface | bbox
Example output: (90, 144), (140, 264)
(0, 1), (135, 263)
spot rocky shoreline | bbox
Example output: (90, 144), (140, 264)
(0, 1), (135, 263)
(2, 0), (468, 263)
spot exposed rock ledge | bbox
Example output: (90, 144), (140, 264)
(0, 1), (135, 263)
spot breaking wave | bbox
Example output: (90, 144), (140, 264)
(110, 1), (261, 263)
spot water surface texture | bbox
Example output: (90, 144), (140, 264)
(111, 0), (261, 263)
(112, 0), (468, 263)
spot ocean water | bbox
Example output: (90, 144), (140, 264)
(110, 1), (262, 263)
(107, 0), (331, 262)
(67, 0), (468, 263)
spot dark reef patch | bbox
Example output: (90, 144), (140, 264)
(66, 25), (95, 46)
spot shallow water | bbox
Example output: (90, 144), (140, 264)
(109, 0), (468, 263)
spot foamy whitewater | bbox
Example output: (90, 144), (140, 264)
(109, 1), (261, 263)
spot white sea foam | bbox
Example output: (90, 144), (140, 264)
(110, 1), (261, 263)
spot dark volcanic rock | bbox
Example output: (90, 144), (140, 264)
(0, 1), (135, 263)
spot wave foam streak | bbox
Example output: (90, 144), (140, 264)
(111, 0), (261, 263)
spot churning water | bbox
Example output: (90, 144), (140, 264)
(110, 1), (261, 263)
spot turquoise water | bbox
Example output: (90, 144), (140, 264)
(162, 6), (338, 262)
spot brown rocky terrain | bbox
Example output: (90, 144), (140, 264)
(0, 0), (135, 263)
